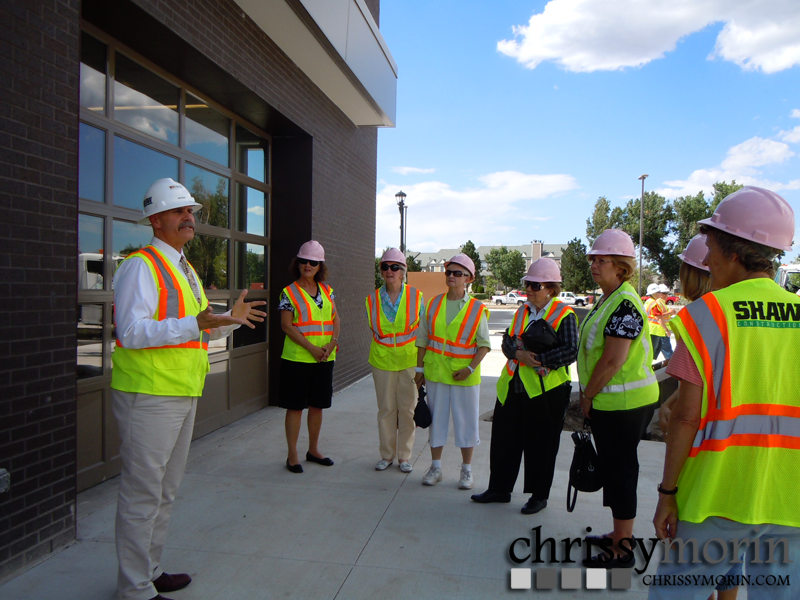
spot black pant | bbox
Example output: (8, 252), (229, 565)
(590, 403), (655, 520)
(488, 380), (571, 499)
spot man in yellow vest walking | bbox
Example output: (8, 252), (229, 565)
(111, 179), (265, 600)
(651, 187), (800, 600)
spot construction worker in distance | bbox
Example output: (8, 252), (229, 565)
(651, 187), (800, 600)
(112, 178), (266, 600)
(644, 283), (675, 361)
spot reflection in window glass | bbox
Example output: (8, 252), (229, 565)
(80, 33), (106, 113)
(113, 136), (178, 211)
(185, 235), (228, 290)
(186, 164), (229, 228)
(113, 220), (153, 258)
(114, 53), (179, 145)
(186, 93), (230, 166)
(207, 301), (229, 354)
(79, 123), (106, 202)
(235, 242), (266, 290)
(236, 183), (267, 237)
(235, 125), (267, 182)
(78, 304), (104, 379)
(79, 214), (104, 290)
(233, 311), (266, 348)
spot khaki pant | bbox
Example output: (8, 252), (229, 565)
(371, 366), (417, 461)
(112, 389), (197, 600)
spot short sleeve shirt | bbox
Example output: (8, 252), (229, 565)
(603, 299), (645, 339)
(279, 286), (335, 312)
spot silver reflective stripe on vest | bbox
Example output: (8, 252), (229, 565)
(692, 414), (800, 448)
(201, 330), (210, 344)
(684, 299), (727, 410)
(457, 300), (483, 345)
(426, 295), (445, 330)
(368, 290), (418, 344)
(288, 282), (312, 323)
(139, 247), (180, 320)
(601, 371), (657, 394)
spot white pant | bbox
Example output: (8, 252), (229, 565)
(426, 380), (480, 448)
(112, 390), (197, 600)
(372, 366), (417, 461)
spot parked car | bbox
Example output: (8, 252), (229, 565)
(665, 295), (680, 305)
(557, 291), (588, 306)
(491, 292), (527, 305)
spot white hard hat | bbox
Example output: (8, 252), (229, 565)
(380, 248), (406, 267)
(523, 258), (561, 283)
(658, 284), (670, 294)
(646, 283), (660, 296)
(297, 240), (325, 261)
(138, 178), (202, 225)
(588, 229), (636, 257)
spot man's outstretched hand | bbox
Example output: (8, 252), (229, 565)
(196, 290), (267, 330)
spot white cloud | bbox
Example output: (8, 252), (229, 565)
(498, 0), (800, 73)
(792, 109), (800, 119)
(247, 206), (265, 215)
(375, 171), (578, 252)
(655, 136), (800, 198)
(392, 166), (436, 175)
(782, 126), (800, 143)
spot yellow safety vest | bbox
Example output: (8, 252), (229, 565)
(496, 300), (575, 404)
(645, 297), (667, 336)
(111, 246), (211, 396)
(281, 282), (337, 363)
(669, 278), (800, 527)
(423, 294), (489, 387)
(577, 282), (658, 411)
(366, 285), (423, 371)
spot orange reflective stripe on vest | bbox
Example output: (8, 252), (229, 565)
(504, 301), (572, 376)
(367, 289), (420, 347)
(426, 296), (484, 359)
(286, 282), (334, 337)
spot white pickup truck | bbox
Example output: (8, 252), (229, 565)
(491, 292), (527, 306)
(557, 292), (588, 306)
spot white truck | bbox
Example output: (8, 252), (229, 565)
(775, 264), (800, 295)
(491, 292), (527, 306)
(557, 292), (588, 306)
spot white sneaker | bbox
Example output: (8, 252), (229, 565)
(458, 465), (473, 490)
(399, 461), (413, 473)
(422, 466), (442, 486)
(375, 459), (393, 471)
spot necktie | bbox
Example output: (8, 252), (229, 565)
(180, 255), (202, 303)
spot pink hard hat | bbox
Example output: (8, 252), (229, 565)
(698, 186), (795, 252)
(588, 229), (636, 257)
(380, 247), (406, 267)
(523, 258), (561, 283)
(445, 253), (475, 277)
(297, 240), (325, 261)
(678, 235), (710, 272)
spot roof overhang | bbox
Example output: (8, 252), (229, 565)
(234, 0), (397, 127)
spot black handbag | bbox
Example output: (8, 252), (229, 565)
(566, 420), (603, 513)
(520, 318), (559, 354)
(413, 385), (432, 429)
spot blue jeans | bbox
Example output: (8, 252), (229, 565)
(648, 517), (800, 600)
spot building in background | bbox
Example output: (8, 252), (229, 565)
(415, 241), (566, 277)
(0, 0), (395, 581)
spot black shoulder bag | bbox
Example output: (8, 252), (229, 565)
(566, 420), (603, 512)
(413, 385), (432, 429)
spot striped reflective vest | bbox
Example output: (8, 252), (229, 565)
(366, 285), (423, 371)
(496, 300), (575, 404)
(645, 297), (667, 336)
(669, 278), (800, 526)
(281, 282), (337, 363)
(111, 245), (211, 396)
(577, 282), (659, 411)
(423, 294), (489, 387)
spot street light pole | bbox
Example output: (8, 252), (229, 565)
(638, 174), (648, 295)
(395, 191), (407, 256)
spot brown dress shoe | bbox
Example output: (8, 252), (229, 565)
(153, 572), (192, 593)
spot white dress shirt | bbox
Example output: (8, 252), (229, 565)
(113, 237), (237, 349)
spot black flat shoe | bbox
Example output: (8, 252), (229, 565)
(520, 497), (547, 515)
(306, 452), (334, 466)
(470, 489), (512, 504)
(286, 459), (304, 473)
(582, 552), (636, 569)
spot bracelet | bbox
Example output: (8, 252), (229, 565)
(332, 337), (338, 342)
(658, 483), (678, 495)
(415, 367), (424, 373)
(466, 365), (475, 374)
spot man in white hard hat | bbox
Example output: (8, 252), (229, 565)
(111, 178), (266, 600)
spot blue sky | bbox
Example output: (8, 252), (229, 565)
(374, 0), (800, 261)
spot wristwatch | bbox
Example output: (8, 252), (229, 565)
(658, 483), (678, 495)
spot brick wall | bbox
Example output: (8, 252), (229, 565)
(0, 0), (80, 582)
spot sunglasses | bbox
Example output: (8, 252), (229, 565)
(298, 258), (320, 267)
(525, 282), (544, 291)
(445, 270), (467, 277)
(380, 263), (403, 272)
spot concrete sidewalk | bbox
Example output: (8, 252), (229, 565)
(2, 345), (672, 599)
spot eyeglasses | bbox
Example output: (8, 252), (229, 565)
(525, 282), (544, 291)
(380, 263), (403, 272)
(587, 257), (612, 266)
(445, 270), (467, 277)
(298, 258), (320, 267)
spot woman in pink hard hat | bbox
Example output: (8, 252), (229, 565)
(366, 248), (424, 473)
(278, 240), (340, 473)
(414, 253), (491, 490)
(471, 258), (578, 514)
(577, 229), (659, 569)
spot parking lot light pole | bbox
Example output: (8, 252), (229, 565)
(395, 190), (407, 256)
(638, 174), (648, 295)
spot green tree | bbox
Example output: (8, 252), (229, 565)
(185, 177), (229, 289)
(673, 191), (712, 251)
(560, 238), (594, 292)
(711, 181), (743, 210)
(406, 252), (422, 272)
(460, 240), (483, 285)
(586, 196), (623, 245)
(485, 246), (526, 289)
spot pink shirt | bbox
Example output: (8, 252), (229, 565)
(665, 338), (703, 386)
